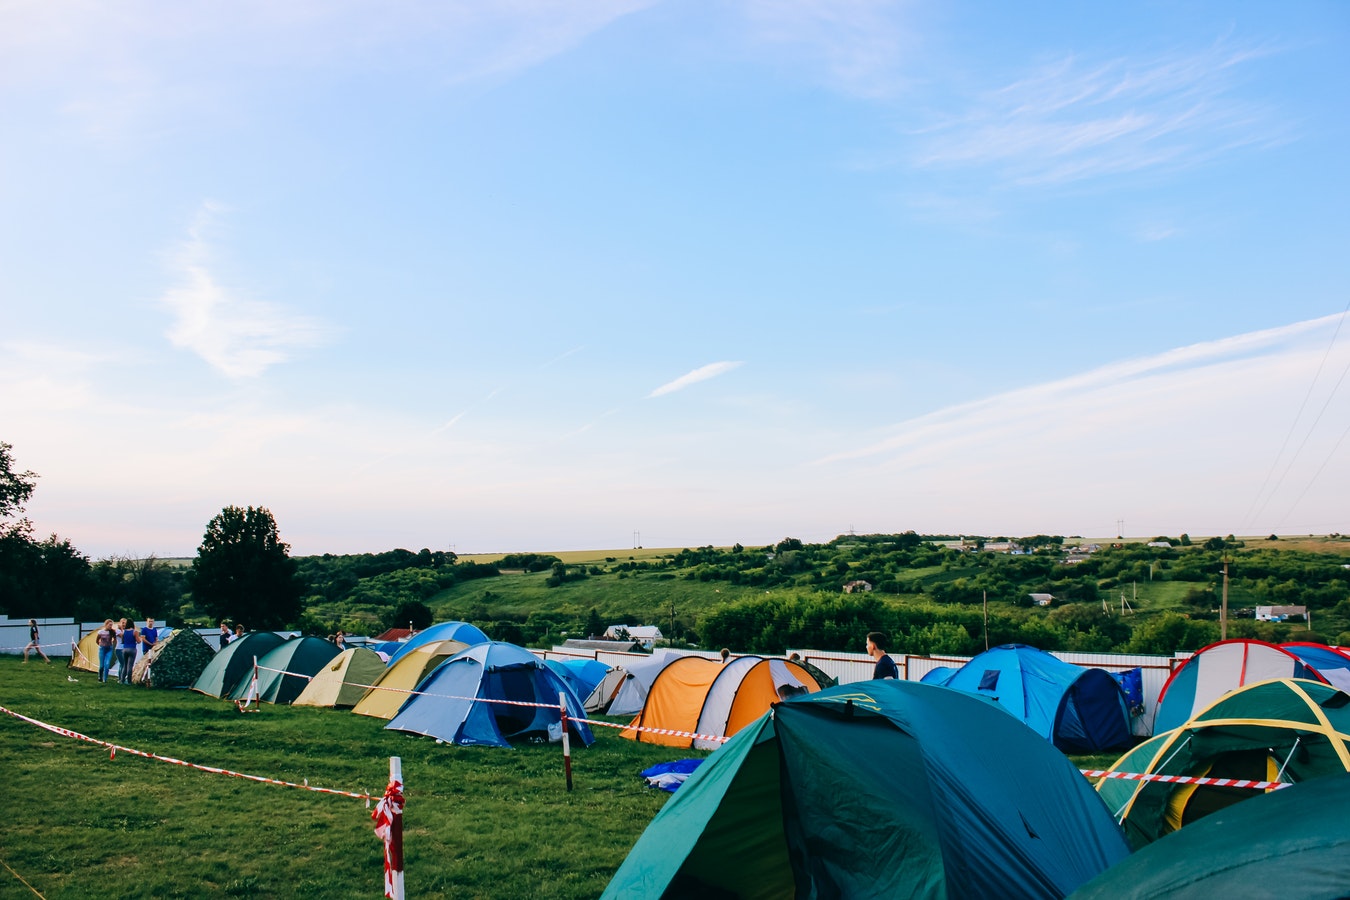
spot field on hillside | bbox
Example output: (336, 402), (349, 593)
(0, 658), (686, 899)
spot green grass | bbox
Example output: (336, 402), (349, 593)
(0, 658), (693, 899)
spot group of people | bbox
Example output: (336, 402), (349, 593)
(217, 621), (245, 649)
(92, 617), (160, 684)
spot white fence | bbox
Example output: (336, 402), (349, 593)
(0, 616), (80, 659)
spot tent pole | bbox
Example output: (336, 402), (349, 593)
(560, 692), (574, 792)
(1274, 737), (1301, 783)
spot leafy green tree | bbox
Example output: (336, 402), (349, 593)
(0, 441), (37, 533)
(385, 599), (434, 632)
(187, 505), (303, 629)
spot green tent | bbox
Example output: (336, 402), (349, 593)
(1096, 678), (1350, 849)
(131, 628), (216, 688)
(294, 647), (388, 708)
(1071, 773), (1350, 899)
(229, 636), (341, 704)
(191, 632), (287, 698)
(603, 680), (1129, 899)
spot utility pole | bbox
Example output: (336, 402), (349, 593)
(982, 590), (989, 651)
(1220, 557), (1230, 640)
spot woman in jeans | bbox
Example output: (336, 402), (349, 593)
(117, 618), (139, 684)
(95, 619), (116, 683)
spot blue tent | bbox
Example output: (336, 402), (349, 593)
(544, 658), (610, 703)
(603, 680), (1129, 898)
(384, 621), (488, 667)
(386, 642), (594, 748)
(927, 644), (1132, 753)
(1282, 642), (1350, 692)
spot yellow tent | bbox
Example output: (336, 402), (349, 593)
(294, 647), (388, 708)
(68, 631), (100, 673)
(623, 655), (821, 749)
(350, 639), (469, 719)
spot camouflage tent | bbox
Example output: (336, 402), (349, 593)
(132, 628), (216, 688)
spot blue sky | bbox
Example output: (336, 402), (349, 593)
(3, 1), (1348, 558)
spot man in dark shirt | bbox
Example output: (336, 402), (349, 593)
(866, 631), (899, 680)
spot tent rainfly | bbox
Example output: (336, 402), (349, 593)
(228, 636), (341, 704)
(923, 644), (1134, 753)
(386, 641), (594, 748)
(191, 632), (287, 698)
(603, 679), (1130, 899)
(294, 648), (388, 708)
(1071, 771), (1350, 899)
(350, 639), (469, 719)
(1097, 678), (1350, 849)
(622, 655), (821, 750)
(1154, 638), (1318, 733)
(383, 621), (488, 667)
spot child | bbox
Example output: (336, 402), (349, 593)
(23, 619), (51, 663)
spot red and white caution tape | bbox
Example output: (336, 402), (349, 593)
(1080, 769), (1291, 790)
(0, 704), (372, 802)
(371, 761), (405, 900)
(341, 678), (734, 744)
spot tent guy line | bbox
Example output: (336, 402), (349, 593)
(249, 662), (734, 744)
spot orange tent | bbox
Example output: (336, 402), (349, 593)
(622, 655), (820, 749)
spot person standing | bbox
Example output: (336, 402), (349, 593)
(140, 617), (159, 656)
(233, 624), (245, 642)
(23, 619), (50, 663)
(218, 621), (231, 649)
(335, 630), (346, 651)
(866, 632), (899, 680)
(118, 618), (138, 684)
(95, 619), (117, 683)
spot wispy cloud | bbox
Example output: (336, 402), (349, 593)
(913, 38), (1283, 185)
(741, 0), (916, 99)
(0, 1), (656, 140)
(819, 313), (1348, 468)
(648, 361), (744, 398)
(159, 204), (333, 379)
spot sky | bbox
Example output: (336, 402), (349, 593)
(2, 1), (1348, 559)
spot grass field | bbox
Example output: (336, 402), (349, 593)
(0, 656), (1138, 898)
(0, 657), (689, 899)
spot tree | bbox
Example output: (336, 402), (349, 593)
(187, 506), (303, 629)
(0, 441), (37, 539)
(385, 599), (433, 632)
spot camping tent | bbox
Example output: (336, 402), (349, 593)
(228, 636), (340, 704)
(1096, 678), (1350, 849)
(350, 639), (470, 719)
(191, 632), (287, 698)
(383, 621), (488, 667)
(386, 641), (594, 748)
(69, 631), (101, 674)
(544, 658), (620, 713)
(130, 628), (216, 688)
(924, 644), (1133, 753)
(1071, 773), (1350, 899)
(622, 655), (821, 750)
(1154, 638), (1316, 732)
(606, 649), (690, 716)
(603, 680), (1130, 899)
(1281, 642), (1350, 692)
(294, 648), (388, 708)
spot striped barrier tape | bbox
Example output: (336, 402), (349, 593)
(1079, 769), (1291, 790)
(0, 642), (67, 653)
(244, 666), (729, 744)
(0, 704), (373, 803)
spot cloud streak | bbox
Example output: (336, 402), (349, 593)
(912, 38), (1282, 185)
(159, 204), (333, 379)
(648, 361), (744, 398)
